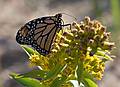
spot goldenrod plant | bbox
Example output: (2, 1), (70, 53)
(10, 17), (115, 87)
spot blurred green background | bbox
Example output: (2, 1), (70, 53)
(0, 0), (120, 87)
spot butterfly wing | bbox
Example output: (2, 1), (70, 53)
(31, 15), (62, 55)
(16, 25), (33, 45)
(16, 14), (63, 55)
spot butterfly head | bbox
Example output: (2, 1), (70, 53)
(55, 13), (62, 19)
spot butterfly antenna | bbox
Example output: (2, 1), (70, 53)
(61, 13), (77, 21)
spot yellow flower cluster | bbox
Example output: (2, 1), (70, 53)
(29, 54), (49, 70)
(84, 53), (105, 80)
(70, 17), (114, 80)
(72, 17), (114, 55)
(29, 16), (114, 81)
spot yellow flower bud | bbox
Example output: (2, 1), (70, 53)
(84, 16), (91, 25)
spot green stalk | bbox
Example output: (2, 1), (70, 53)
(111, 0), (120, 33)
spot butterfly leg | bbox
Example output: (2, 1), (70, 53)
(62, 24), (71, 29)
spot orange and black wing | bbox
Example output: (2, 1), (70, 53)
(16, 13), (63, 55)
(31, 14), (63, 55)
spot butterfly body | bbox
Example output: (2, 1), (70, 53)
(16, 13), (69, 55)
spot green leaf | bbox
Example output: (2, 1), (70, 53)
(21, 45), (39, 56)
(76, 61), (84, 84)
(83, 78), (98, 87)
(96, 50), (113, 61)
(20, 70), (47, 79)
(45, 64), (66, 80)
(50, 76), (67, 87)
(10, 73), (47, 87)
(82, 71), (94, 82)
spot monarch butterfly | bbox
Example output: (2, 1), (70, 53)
(16, 13), (71, 55)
